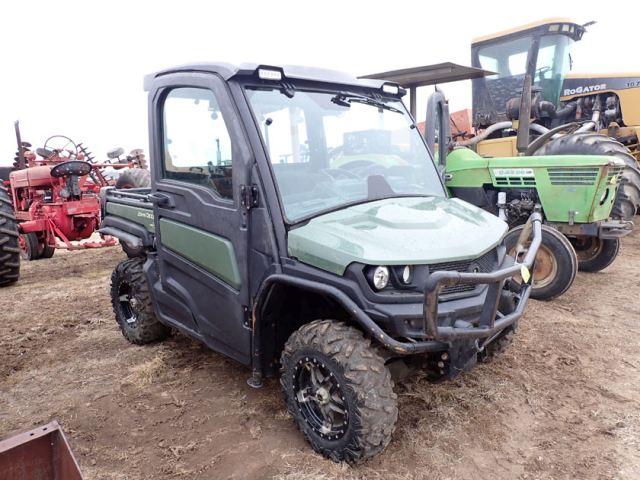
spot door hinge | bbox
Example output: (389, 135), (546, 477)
(241, 184), (259, 210)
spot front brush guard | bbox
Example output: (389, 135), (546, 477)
(422, 211), (542, 342)
(251, 212), (543, 379)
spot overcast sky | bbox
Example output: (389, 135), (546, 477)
(0, 1), (634, 165)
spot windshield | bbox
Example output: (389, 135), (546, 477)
(534, 34), (573, 104)
(245, 87), (444, 223)
(478, 34), (574, 107)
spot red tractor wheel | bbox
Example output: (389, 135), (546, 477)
(19, 233), (40, 261)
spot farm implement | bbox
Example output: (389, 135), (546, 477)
(5, 122), (150, 261)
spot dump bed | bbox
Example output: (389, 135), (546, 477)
(99, 187), (156, 248)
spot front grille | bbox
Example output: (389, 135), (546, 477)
(429, 249), (497, 295)
(547, 167), (599, 186)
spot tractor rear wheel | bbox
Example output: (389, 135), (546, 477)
(504, 224), (578, 301)
(19, 233), (39, 260)
(110, 257), (170, 344)
(115, 168), (151, 189)
(570, 236), (620, 272)
(0, 185), (20, 287)
(534, 133), (640, 220)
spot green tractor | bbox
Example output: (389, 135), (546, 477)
(363, 65), (633, 300)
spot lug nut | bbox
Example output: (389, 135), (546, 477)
(441, 352), (449, 360)
(437, 361), (445, 368)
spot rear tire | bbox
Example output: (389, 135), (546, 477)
(534, 133), (640, 220)
(571, 236), (620, 272)
(115, 168), (151, 189)
(110, 257), (169, 344)
(280, 320), (397, 463)
(504, 224), (578, 301)
(0, 185), (20, 287)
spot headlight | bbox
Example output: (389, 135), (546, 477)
(401, 265), (412, 284)
(372, 266), (389, 290)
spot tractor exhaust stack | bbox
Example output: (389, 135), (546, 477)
(516, 74), (533, 155)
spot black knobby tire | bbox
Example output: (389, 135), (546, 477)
(19, 232), (40, 260)
(110, 257), (170, 344)
(571, 237), (620, 273)
(534, 133), (640, 220)
(504, 224), (578, 301)
(0, 185), (20, 287)
(115, 168), (151, 189)
(280, 320), (398, 463)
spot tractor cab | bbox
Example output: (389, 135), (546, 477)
(470, 18), (586, 128)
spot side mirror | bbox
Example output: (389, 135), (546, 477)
(424, 90), (451, 170)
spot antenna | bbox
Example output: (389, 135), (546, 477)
(14, 121), (26, 169)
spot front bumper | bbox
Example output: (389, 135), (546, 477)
(419, 211), (542, 344)
(258, 212), (543, 358)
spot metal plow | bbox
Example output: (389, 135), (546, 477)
(0, 421), (83, 479)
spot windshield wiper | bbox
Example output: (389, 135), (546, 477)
(331, 93), (402, 114)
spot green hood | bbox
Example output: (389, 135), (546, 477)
(288, 197), (508, 275)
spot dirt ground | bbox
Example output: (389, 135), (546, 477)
(1, 233), (639, 480)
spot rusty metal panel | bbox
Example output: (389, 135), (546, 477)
(0, 421), (83, 480)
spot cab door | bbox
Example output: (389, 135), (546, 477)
(149, 73), (251, 364)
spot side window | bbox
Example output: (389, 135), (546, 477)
(162, 87), (234, 200)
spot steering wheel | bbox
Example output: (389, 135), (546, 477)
(43, 135), (79, 159)
(50, 160), (92, 178)
(535, 66), (552, 80)
(321, 168), (360, 181)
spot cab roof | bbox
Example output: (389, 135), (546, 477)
(143, 62), (391, 92)
(472, 18), (584, 44)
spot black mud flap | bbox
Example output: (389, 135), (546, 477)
(446, 340), (478, 379)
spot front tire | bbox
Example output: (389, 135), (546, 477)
(19, 233), (39, 260)
(280, 320), (397, 463)
(571, 236), (620, 272)
(39, 243), (55, 259)
(504, 225), (578, 301)
(110, 257), (169, 344)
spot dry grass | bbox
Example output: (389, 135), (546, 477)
(123, 351), (171, 387)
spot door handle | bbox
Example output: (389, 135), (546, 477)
(147, 192), (175, 208)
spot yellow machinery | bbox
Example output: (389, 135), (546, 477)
(467, 18), (640, 219)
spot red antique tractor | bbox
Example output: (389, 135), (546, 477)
(5, 122), (150, 261)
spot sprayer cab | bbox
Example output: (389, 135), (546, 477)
(471, 18), (586, 129)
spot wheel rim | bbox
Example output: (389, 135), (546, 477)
(117, 281), (138, 325)
(293, 356), (348, 441)
(509, 243), (558, 289)
(571, 237), (603, 263)
(18, 234), (30, 260)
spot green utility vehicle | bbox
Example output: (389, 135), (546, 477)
(363, 65), (633, 300)
(100, 63), (542, 462)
